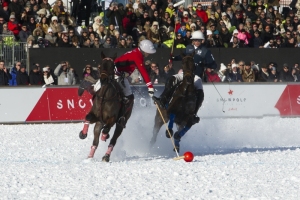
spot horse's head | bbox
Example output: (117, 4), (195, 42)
(100, 51), (117, 83)
(181, 52), (195, 85)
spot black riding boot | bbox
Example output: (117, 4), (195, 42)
(118, 94), (134, 128)
(192, 89), (204, 124)
(152, 76), (176, 108)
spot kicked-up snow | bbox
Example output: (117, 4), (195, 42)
(0, 108), (300, 199)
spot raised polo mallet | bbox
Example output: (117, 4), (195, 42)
(173, 151), (194, 162)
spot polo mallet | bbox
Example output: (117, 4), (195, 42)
(154, 104), (180, 158)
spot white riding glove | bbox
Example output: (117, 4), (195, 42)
(93, 79), (101, 92)
(148, 88), (154, 97)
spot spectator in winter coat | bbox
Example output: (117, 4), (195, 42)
(7, 14), (20, 37)
(17, 65), (30, 85)
(0, 2), (10, 22)
(205, 67), (221, 82)
(8, 0), (22, 20)
(196, 4), (208, 24)
(268, 67), (279, 82)
(0, 60), (12, 85)
(106, 2), (125, 34)
(43, 66), (55, 85)
(9, 62), (22, 86)
(280, 64), (294, 82)
(242, 62), (256, 82)
(19, 24), (31, 42)
(218, 63), (228, 82)
(228, 64), (243, 82)
(29, 65), (43, 85)
(54, 62), (76, 85)
(257, 64), (269, 82)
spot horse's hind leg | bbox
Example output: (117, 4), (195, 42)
(79, 112), (97, 139)
(102, 123), (124, 162)
(88, 122), (103, 158)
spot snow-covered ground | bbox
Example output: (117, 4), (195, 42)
(1, 108), (300, 199)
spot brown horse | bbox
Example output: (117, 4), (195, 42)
(79, 52), (129, 162)
(150, 54), (197, 152)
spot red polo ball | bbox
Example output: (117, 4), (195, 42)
(183, 151), (194, 162)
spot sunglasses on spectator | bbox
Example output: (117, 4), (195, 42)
(86, 68), (91, 70)
(239, 64), (244, 66)
(106, 39), (111, 41)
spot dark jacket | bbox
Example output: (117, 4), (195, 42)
(228, 72), (243, 82)
(0, 69), (12, 85)
(29, 71), (43, 85)
(106, 8), (125, 34)
(280, 70), (294, 82)
(16, 71), (30, 85)
(268, 72), (279, 82)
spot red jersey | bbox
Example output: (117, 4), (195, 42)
(114, 48), (153, 89)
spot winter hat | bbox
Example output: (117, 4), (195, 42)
(9, 14), (15, 19)
(152, 21), (159, 26)
(246, 18), (251, 23)
(273, 6), (278, 11)
(20, 65), (26, 69)
(2, 2), (8, 7)
(38, 36), (43, 40)
(214, 30), (219, 34)
(219, 63), (227, 71)
(233, 29), (239, 34)
(221, 12), (227, 17)
(232, 63), (238, 68)
(47, 27), (53, 33)
(43, 67), (49, 72)
(271, 67), (276, 71)
(51, 16), (58, 21)
(190, 23), (196, 28)
(168, 3), (173, 6)
(37, 8), (47, 15)
(183, 11), (188, 16)
(206, 30), (212, 35)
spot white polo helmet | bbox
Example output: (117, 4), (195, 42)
(139, 39), (156, 54)
(190, 31), (205, 40)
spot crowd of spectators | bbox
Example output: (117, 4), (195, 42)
(1, 0), (300, 86)
(0, 0), (300, 48)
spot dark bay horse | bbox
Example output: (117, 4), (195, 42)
(150, 54), (197, 152)
(79, 52), (128, 162)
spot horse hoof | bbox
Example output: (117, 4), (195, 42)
(166, 129), (173, 138)
(101, 133), (110, 141)
(102, 154), (110, 162)
(79, 131), (87, 140)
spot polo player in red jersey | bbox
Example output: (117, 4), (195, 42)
(79, 39), (156, 128)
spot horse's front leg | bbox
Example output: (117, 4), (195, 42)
(88, 122), (103, 158)
(102, 123), (123, 162)
(166, 113), (175, 138)
(79, 112), (97, 139)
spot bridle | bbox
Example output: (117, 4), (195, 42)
(100, 57), (115, 78)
